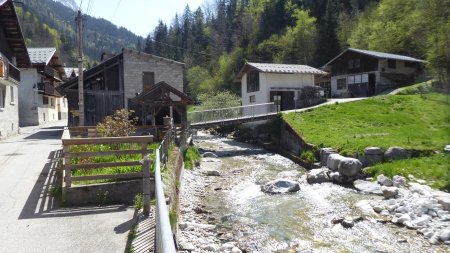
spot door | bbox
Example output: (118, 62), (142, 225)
(270, 91), (295, 111)
(369, 73), (376, 96)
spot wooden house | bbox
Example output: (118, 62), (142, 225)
(19, 48), (68, 126)
(61, 49), (192, 126)
(235, 62), (326, 111)
(321, 48), (425, 97)
(0, 0), (31, 139)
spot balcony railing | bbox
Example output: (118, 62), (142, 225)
(8, 63), (20, 82)
(37, 82), (61, 97)
(44, 65), (61, 81)
(0, 54), (20, 83)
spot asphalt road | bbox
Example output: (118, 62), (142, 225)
(0, 120), (134, 253)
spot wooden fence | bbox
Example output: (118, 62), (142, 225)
(62, 129), (153, 188)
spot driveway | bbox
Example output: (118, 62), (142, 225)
(0, 120), (135, 253)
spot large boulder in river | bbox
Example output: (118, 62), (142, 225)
(326, 153), (344, 171)
(320, 148), (337, 166)
(337, 157), (362, 177)
(307, 168), (330, 184)
(261, 179), (300, 194)
(384, 147), (409, 161)
(354, 180), (383, 195)
(377, 174), (393, 186)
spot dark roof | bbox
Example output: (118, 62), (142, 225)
(0, 0), (31, 68)
(235, 62), (326, 81)
(130, 81), (193, 106)
(322, 48), (425, 68)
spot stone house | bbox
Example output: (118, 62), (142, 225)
(235, 62), (326, 111)
(61, 49), (188, 126)
(0, 0), (31, 139)
(19, 48), (68, 126)
(321, 48), (425, 97)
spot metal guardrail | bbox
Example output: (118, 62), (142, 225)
(154, 147), (176, 253)
(187, 102), (278, 125)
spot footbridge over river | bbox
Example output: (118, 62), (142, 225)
(187, 103), (279, 128)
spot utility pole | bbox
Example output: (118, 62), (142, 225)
(76, 10), (85, 126)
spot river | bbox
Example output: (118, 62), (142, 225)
(178, 132), (448, 253)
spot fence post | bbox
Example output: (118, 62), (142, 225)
(142, 155), (151, 216)
(63, 144), (72, 188)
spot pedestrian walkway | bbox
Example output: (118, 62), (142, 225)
(0, 120), (135, 253)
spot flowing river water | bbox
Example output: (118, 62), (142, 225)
(180, 132), (447, 253)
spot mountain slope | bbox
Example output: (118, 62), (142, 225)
(16, 0), (140, 66)
(52, 0), (77, 11)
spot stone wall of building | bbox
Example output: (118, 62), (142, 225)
(122, 49), (184, 108)
(0, 79), (19, 140)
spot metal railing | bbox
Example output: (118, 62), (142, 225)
(187, 102), (278, 125)
(154, 130), (176, 253)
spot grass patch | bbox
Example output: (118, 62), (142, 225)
(365, 154), (450, 192)
(283, 93), (450, 156)
(133, 194), (144, 210)
(184, 146), (202, 169)
(396, 81), (432, 95)
(300, 150), (316, 166)
(71, 142), (159, 185)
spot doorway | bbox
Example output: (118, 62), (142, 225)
(369, 73), (376, 96)
(270, 91), (295, 111)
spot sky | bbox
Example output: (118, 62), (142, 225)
(74, 0), (206, 37)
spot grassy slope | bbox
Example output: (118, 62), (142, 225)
(365, 154), (450, 192)
(283, 93), (450, 156)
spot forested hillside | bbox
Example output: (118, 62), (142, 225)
(142, 0), (449, 99)
(16, 0), (140, 66)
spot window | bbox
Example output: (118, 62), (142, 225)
(10, 86), (14, 103)
(348, 59), (361, 69)
(249, 95), (256, 103)
(246, 71), (259, 93)
(142, 72), (155, 91)
(43, 96), (48, 105)
(337, 78), (346, 90)
(50, 98), (54, 107)
(0, 85), (5, 108)
(388, 59), (396, 69)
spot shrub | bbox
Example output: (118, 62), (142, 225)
(300, 150), (316, 165)
(184, 146), (201, 169)
(97, 109), (138, 137)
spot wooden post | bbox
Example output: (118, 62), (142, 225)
(142, 155), (151, 216)
(63, 144), (72, 188)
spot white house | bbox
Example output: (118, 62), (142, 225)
(0, 0), (31, 140)
(321, 48), (425, 97)
(19, 48), (68, 126)
(235, 62), (326, 112)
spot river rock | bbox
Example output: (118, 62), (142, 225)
(444, 145), (450, 154)
(392, 175), (407, 188)
(204, 244), (219, 252)
(306, 168), (330, 184)
(382, 186), (399, 199)
(203, 152), (218, 158)
(220, 243), (235, 251)
(354, 180), (383, 195)
(179, 242), (196, 251)
(439, 228), (450, 241)
(365, 147), (384, 156)
(261, 179), (300, 194)
(326, 153), (344, 171)
(384, 147), (409, 161)
(320, 148), (337, 166)
(377, 174), (393, 186)
(205, 170), (221, 176)
(231, 247), (243, 253)
(341, 217), (355, 228)
(412, 216), (431, 227)
(338, 157), (362, 177)
(355, 199), (378, 217)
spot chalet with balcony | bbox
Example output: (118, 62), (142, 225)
(321, 48), (425, 97)
(19, 48), (68, 126)
(0, 0), (31, 139)
(235, 63), (326, 112)
(61, 49), (192, 126)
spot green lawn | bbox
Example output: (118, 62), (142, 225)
(283, 93), (450, 156)
(365, 154), (450, 192)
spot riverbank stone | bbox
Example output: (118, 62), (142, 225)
(354, 180), (383, 195)
(320, 148), (337, 166)
(365, 147), (384, 155)
(203, 152), (218, 158)
(444, 145), (450, 154)
(384, 147), (409, 161)
(338, 157), (362, 177)
(393, 175), (407, 188)
(382, 186), (399, 199)
(377, 174), (393, 186)
(261, 179), (300, 194)
(326, 153), (343, 171)
(306, 168), (330, 184)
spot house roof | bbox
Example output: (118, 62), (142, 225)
(130, 81), (193, 106)
(0, 0), (31, 68)
(322, 48), (425, 68)
(28, 48), (57, 65)
(235, 62), (326, 81)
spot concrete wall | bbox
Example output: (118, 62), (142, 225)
(122, 49), (184, 108)
(0, 78), (19, 140)
(63, 180), (154, 206)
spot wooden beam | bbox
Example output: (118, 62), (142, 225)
(70, 172), (146, 182)
(67, 161), (142, 171)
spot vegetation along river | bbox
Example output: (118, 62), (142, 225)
(178, 131), (448, 253)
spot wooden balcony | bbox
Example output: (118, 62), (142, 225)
(0, 55), (21, 83)
(37, 82), (61, 97)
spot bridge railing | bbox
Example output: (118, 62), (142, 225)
(188, 102), (278, 125)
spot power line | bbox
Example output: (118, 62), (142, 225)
(78, 0), (83, 10)
(111, 0), (122, 21)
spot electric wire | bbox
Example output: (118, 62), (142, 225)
(111, 0), (123, 21)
